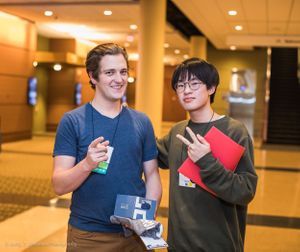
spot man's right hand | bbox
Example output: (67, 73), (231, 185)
(83, 136), (109, 171)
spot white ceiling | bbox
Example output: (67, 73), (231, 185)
(0, 0), (299, 64)
(173, 0), (300, 49)
(0, 0), (190, 64)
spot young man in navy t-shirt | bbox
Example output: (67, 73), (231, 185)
(53, 43), (162, 252)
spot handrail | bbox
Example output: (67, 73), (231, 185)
(262, 47), (271, 143)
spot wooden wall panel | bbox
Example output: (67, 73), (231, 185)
(50, 39), (76, 53)
(0, 105), (32, 133)
(0, 13), (36, 142)
(47, 67), (76, 104)
(162, 66), (186, 122)
(47, 104), (75, 131)
(47, 67), (77, 131)
(0, 15), (36, 50)
(0, 44), (35, 77)
(0, 76), (27, 104)
(77, 68), (94, 104)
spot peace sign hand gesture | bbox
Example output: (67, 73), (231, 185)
(176, 127), (211, 163)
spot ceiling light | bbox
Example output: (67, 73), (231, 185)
(228, 10), (237, 16)
(47, 23), (112, 41)
(104, 10), (112, 16)
(77, 39), (97, 47)
(235, 25), (243, 31)
(232, 67), (238, 72)
(124, 42), (130, 47)
(230, 46), (236, 50)
(33, 61), (38, 67)
(129, 24), (138, 30)
(53, 64), (62, 71)
(174, 49), (180, 54)
(183, 54), (189, 59)
(128, 77), (135, 83)
(164, 43), (170, 48)
(44, 10), (53, 17)
(128, 53), (139, 61)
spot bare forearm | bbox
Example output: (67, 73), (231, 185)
(145, 172), (162, 207)
(52, 159), (91, 195)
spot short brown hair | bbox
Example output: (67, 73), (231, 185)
(85, 43), (129, 89)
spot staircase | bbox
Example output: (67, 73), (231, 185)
(267, 48), (300, 145)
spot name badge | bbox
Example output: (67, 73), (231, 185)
(179, 173), (196, 188)
(92, 146), (114, 175)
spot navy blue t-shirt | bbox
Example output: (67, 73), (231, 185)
(53, 103), (158, 232)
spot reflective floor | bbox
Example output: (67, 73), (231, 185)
(0, 135), (299, 251)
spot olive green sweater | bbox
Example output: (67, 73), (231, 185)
(157, 116), (258, 252)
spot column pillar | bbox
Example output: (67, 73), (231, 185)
(190, 36), (207, 60)
(136, 0), (166, 136)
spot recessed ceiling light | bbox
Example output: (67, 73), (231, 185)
(164, 43), (170, 48)
(128, 53), (139, 61)
(235, 25), (243, 31)
(230, 46), (236, 50)
(104, 10), (112, 16)
(174, 49), (180, 54)
(128, 77), (135, 83)
(228, 10), (237, 16)
(53, 64), (62, 71)
(44, 10), (53, 17)
(129, 24), (137, 30)
(183, 54), (189, 59)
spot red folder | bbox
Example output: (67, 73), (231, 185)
(178, 126), (245, 195)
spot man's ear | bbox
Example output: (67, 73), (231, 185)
(208, 86), (216, 95)
(88, 71), (97, 85)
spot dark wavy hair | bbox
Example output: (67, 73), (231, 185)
(171, 57), (219, 103)
(85, 43), (129, 89)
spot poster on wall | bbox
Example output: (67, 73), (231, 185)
(74, 82), (82, 106)
(27, 77), (37, 106)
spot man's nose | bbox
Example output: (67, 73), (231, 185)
(114, 73), (124, 82)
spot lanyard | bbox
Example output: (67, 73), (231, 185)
(90, 102), (122, 147)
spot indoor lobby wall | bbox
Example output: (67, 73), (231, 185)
(46, 67), (77, 131)
(0, 13), (36, 142)
(45, 39), (89, 131)
(208, 46), (267, 138)
(33, 35), (50, 134)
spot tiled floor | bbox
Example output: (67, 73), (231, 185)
(0, 135), (299, 251)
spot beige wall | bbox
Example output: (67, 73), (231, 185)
(208, 45), (267, 138)
(0, 13), (36, 142)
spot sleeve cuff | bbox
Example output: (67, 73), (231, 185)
(142, 150), (158, 162)
(195, 151), (215, 170)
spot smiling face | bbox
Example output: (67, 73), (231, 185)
(176, 74), (216, 113)
(91, 54), (128, 102)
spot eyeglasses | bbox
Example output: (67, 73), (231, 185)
(175, 80), (204, 93)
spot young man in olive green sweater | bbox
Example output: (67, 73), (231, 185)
(157, 58), (258, 251)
